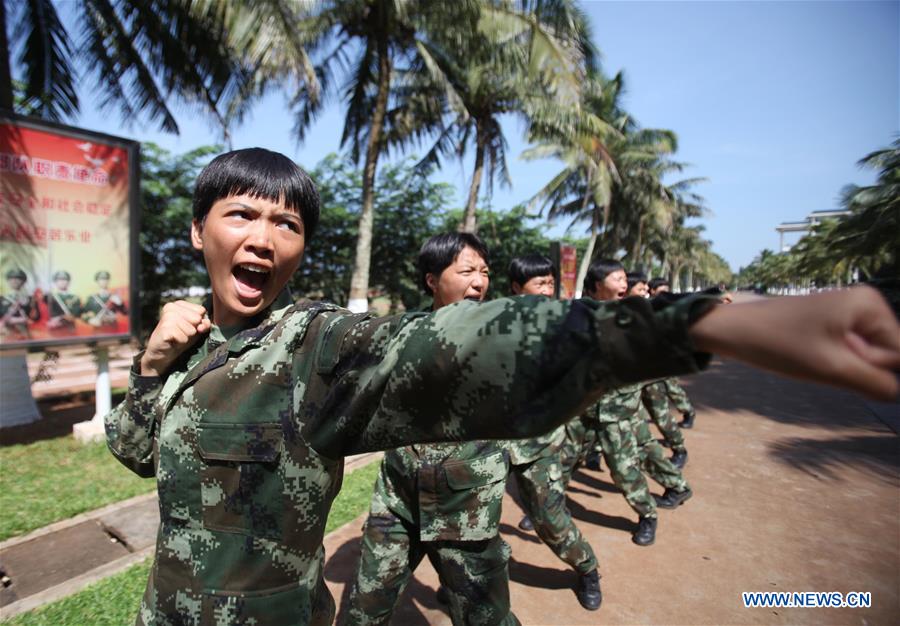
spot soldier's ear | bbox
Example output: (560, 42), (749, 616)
(425, 272), (438, 295)
(511, 281), (523, 295)
(191, 220), (203, 251)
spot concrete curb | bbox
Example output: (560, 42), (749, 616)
(0, 491), (157, 552)
(0, 547), (154, 621)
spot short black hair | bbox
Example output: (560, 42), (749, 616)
(193, 148), (320, 240)
(626, 271), (648, 290)
(582, 258), (623, 295)
(649, 277), (670, 292)
(418, 233), (490, 295)
(508, 254), (555, 287)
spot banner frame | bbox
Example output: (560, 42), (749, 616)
(0, 112), (141, 351)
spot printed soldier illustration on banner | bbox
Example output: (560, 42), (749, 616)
(0, 116), (138, 348)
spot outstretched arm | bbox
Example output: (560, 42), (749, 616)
(689, 286), (900, 400)
(304, 294), (715, 457)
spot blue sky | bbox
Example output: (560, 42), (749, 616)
(70, 1), (899, 271)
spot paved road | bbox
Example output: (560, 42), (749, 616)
(323, 356), (899, 625)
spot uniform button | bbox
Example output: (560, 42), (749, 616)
(615, 309), (633, 327)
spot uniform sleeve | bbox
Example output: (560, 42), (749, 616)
(301, 294), (716, 458)
(104, 353), (162, 478)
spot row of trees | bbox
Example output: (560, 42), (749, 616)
(4, 0), (731, 312)
(737, 139), (899, 292)
(140, 145), (586, 332)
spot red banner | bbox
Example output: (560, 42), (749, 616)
(559, 244), (577, 300)
(0, 117), (137, 348)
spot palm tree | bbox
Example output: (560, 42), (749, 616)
(2, 0), (244, 134)
(524, 72), (627, 293)
(397, 0), (594, 234)
(825, 138), (899, 275)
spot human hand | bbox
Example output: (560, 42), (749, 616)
(140, 301), (211, 377)
(689, 286), (900, 400)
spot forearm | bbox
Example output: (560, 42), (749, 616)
(104, 353), (161, 478)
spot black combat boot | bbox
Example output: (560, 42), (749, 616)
(670, 449), (688, 469)
(632, 516), (656, 546)
(575, 569), (602, 610)
(679, 411), (695, 429)
(518, 515), (534, 531)
(653, 487), (693, 509)
(585, 451), (602, 471)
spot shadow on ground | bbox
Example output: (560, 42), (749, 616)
(768, 434), (900, 486)
(686, 358), (899, 486)
(684, 359), (885, 431)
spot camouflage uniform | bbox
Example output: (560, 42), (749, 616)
(580, 385), (689, 520)
(106, 292), (711, 626)
(507, 427), (598, 576)
(641, 381), (686, 451)
(558, 415), (597, 487)
(346, 441), (513, 625)
(664, 377), (695, 416)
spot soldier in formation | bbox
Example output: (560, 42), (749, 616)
(0, 268), (40, 336)
(573, 260), (694, 547)
(346, 233), (517, 626)
(82, 270), (128, 327)
(104, 147), (900, 626)
(45, 270), (81, 329)
(504, 254), (602, 611)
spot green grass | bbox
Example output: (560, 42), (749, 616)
(4, 459), (381, 625)
(3, 561), (153, 626)
(0, 437), (155, 541)
(326, 459), (380, 533)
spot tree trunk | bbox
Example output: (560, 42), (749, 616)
(671, 262), (684, 292)
(574, 169), (596, 298)
(685, 266), (694, 292)
(461, 121), (486, 233)
(347, 36), (391, 313)
(0, 0), (13, 111)
(630, 216), (644, 267)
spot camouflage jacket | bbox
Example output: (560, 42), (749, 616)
(106, 292), (712, 626)
(371, 441), (508, 541)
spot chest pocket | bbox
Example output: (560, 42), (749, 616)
(198, 422), (285, 539)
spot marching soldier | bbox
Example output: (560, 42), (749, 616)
(82, 270), (128, 327)
(505, 254), (602, 611)
(649, 277), (697, 428)
(346, 233), (519, 626)
(0, 268), (39, 336)
(571, 260), (692, 547)
(45, 270), (81, 329)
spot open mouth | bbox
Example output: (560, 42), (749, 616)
(232, 263), (271, 300)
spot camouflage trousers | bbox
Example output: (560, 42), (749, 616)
(595, 411), (689, 520)
(345, 514), (520, 626)
(558, 416), (599, 487)
(664, 377), (694, 416)
(642, 382), (686, 451)
(510, 453), (598, 575)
